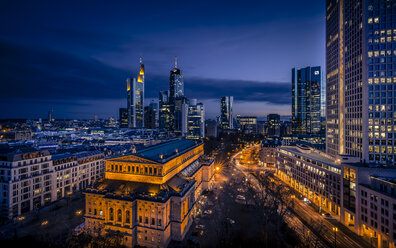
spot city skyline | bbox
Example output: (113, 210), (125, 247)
(0, 0), (325, 119)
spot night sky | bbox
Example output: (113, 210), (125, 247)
(0, 1), (325, 120)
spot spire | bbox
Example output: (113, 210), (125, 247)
(139, 56), (142, 64)
(175, 56), (177, 68)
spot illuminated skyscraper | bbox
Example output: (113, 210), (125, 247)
(326, 0), (395, 164)
(292, 66), (322, 135)
(127, 58), (145, 128)
(186, 99), (205, 140)
(169, 57), (184, 131)
(220, 96), (233, 129)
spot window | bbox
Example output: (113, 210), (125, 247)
(158, 219), (162, 226)
(109, 208), (114, 221)
(145, 217), (148, 224)
(117, 209), (122, 222)
(152, 218), (155, 225)
(126, 210), (130, 223)
(139, 216), (142, 223)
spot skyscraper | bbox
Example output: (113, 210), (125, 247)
(267, 114), (280, 136)
(119, 108), (128, 128)
(144, 101), (158, 129)
(169, 57), (184, 131)
(220, 96), (233, 129)
(127, 58), (145, 128)
(292, 66), (322, 135)
(159, 90), (171, 130)
(326, 0), (395, 164)
(186, 99), (205, 140)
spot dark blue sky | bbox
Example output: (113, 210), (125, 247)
(0, 0), (325, 119)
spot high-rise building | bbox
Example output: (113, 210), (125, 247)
(169, 57), (184, 131)
(326, 0), (395, 164)
(237, 116), (258, 134)
(186, 99), (205, 140)
(144, 101), (158, 129)
(174, 96), (189, 135)
(159, 90), (171, 130)
(119, 108), (128, 128)
(267, 114), (280, 136)
(205, 120), (218, 138)
(220, 96), (233, 129)
(127, 58), (145, 128)
(292, 66), (322, 135)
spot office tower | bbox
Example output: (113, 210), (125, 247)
(326, 0), (395, 164)
(144, 101), (158, 129)
(237, 116), (258, 134)
(267, 114), (280, 136)
(127, 58), (145, 128)
(174, 96), (189, 135)
(119, 108), (128, 128)
(186, 99), (205, 140)
(292, 66), (322, 135)
(169, 57), (184, 131)
(159, 90), (171, 130)
(220, 96), (233, 129)
(206, 119), (218, 138)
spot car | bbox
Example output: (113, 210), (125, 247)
(195, 224), (205, 229)
(226, 218), (235, 224)
(236, 195), (246, 201)
(203, 209), (213, 215)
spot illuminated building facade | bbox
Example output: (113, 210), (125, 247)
(169, 57), (184, 131)
(0, 148), (104, 219)
(186, 99), (205, 140)
(292, 66), (322, 135)
(144, 101), (158, 129)
(326, 0), (396, 164)
(220, 96), (233, 129)
(84, 139), (215, 247)
(275, 146), (396, 248)
(127, 58), (145, 128)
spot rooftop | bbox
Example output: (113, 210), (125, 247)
(136, 139), (200, 163)
(279, 146), (339, 169)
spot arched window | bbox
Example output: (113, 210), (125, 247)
(126, 210), (130, 223)
(117, 209), (122, 222)
(109, 208), (114, 221)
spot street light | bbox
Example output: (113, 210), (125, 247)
(332, 227), (338, 248)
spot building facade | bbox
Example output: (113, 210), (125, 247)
(119, 108), (129, 128)
(0, 147), (104, 219)
(127, 58), (145, 128)
(326, 0), (396, 164)
(83, 139), (215, 248)
(186, 99), (205, 140)
(159, 90), (171, 130)
(275, 145), (396, 248)
(169, 57), (184, 131)
(237, 116), (258, 134)
(144, 101), (159, 129)
(292, 66), (322, 135)
(267, 114), (281, 136)
(220, 96), (233, 130)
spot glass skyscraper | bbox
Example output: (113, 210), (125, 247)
(186, 99), (205, 140)
(292, 66), (322, 135)
(127, 58), (145, 128)
(169, 57), (184, 131)
(326, 0), (396, 164)
(220, 96), (233, 129)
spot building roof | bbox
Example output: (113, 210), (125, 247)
(279, 146), (339, 168)
(135, 139), (200, 163)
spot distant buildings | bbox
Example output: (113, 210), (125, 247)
(144, 101), (158, 129)
(237, 116), (257, 134)
(205, 120), (218, 138)
(220, 96), (233, 129)
(292, 66), (321, 135)
(186, 99), (205, 140)
(159, 90), (171, 130)
(119, 108), (129, 128)
(267, 114), (280, 136)
(127, 58), (145, 128)
(84, 139), (215, 247)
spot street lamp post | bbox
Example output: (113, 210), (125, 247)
(332, 227), (338, 248)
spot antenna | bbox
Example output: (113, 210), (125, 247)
(175, 56), (177, 68)
(139, 56), (142, 64)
